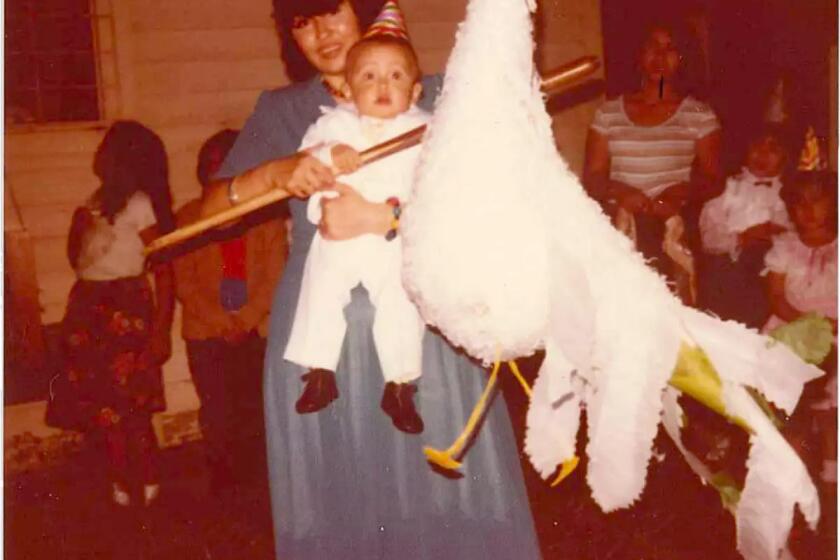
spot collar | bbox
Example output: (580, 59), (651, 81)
(740, 167), (781, 189)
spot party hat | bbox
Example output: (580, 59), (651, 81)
(363, 0), (410, 41)
(797, 126), (826, 171)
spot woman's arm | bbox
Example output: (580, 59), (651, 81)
(583, 129), (650, 214)
(147, 262), (175, 365)
(766, 271), (802, 323)
(200, 152), (334, 217)
(692, 129), (722, 201)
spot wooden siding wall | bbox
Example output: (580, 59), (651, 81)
(4, 0), (603, 445)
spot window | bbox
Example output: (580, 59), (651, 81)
(6, 0), (101, 124)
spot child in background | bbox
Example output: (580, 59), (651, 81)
(764, 136), (837, 490)
(59, 121), (176, 507)
(698, 126), (792, 327)
(174, 130), (286, 494)
(284, 6), (427, 434)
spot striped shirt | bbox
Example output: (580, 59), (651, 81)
(591, 95), (720, 198)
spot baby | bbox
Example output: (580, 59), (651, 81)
(284, 35), (428, 434)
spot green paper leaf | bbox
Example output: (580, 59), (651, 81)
(768, 312), (834, 365)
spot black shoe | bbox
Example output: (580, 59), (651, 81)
(295, 369), (338, 414)
(381, 382), (424, 434)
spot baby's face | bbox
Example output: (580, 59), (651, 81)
(345, 43), (421, 119)
(746, 135), (786, 178)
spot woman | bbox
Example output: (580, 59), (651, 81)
(204, 1), (541, 558)
(584, 21), (721, 304)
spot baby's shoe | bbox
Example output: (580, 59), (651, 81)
(112, 482), (130, 507)
(295, 369), (339, 414)
(381, 382), (424, 434)
(143, 483), (160, 506)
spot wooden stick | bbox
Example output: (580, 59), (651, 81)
(145, 56), (600, 255)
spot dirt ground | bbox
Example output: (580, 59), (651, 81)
(6, 356), (836, 559)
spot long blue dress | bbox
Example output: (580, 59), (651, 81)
(217, 77), (541, 560)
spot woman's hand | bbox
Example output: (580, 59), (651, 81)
(651, 182), (690, 219)
(285, 154), (336, 198)
(616, 188), (651, 214)
(319, 182), (391, 240)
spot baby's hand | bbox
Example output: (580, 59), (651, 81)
(331, 144), (362, 175)
(738, 221), (786, 247)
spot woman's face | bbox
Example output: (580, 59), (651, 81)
(290, 1), (362, 79)
(639, 28), (680, 82)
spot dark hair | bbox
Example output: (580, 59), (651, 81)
(782, 170), (838, 227)
(93, 120), (175, 234)
(272, 0), (385, 82)
(345, 36), (421, 81)
(196, 129), (240, 188)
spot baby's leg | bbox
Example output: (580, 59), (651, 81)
(285, 252), (355, 371)
(370, 269), (425, 434)
(370, 271), (424, 384)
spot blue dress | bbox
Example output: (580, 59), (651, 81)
(217, 77), (541, 560)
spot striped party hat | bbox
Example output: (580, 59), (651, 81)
(363, 0), (409, 41)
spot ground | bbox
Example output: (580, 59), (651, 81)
(6, 356), (836, 559)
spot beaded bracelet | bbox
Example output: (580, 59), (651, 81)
(385, 197), (401, 241)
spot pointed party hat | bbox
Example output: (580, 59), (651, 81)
(797, 126), (826, 171)
(363, 0), (410, 41)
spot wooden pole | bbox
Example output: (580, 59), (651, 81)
(145, 56), (600, 255)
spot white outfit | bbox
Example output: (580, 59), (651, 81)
(699, 168), (792, 260)
(284, 104), (430, 383)
(763, 232), (838, 332)
(590, 95), (720, 198)
(76, 191), (156, 281)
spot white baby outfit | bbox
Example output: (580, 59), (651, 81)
(699, 168), (792, 260)
(284, 104), (430, 383)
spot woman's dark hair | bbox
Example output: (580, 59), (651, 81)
(272, 0), (385, 82)
(93, 120), (175, 234)
(196, 129), (240, 188)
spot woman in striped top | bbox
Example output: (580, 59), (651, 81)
(584, 21), (721, 304)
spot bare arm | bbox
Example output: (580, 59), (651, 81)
(200, 153), (333, 218)
(147, 262), (175, 365)
(583, 129), (650, 214)
(692, 130), (722, 201)
(67, 207), (94, 269)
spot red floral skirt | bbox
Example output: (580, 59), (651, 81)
(57, 276), (165, 430)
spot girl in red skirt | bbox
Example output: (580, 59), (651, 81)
(59, 121), (175, 506)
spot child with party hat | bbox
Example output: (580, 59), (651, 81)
(284, 0), (428, 435)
